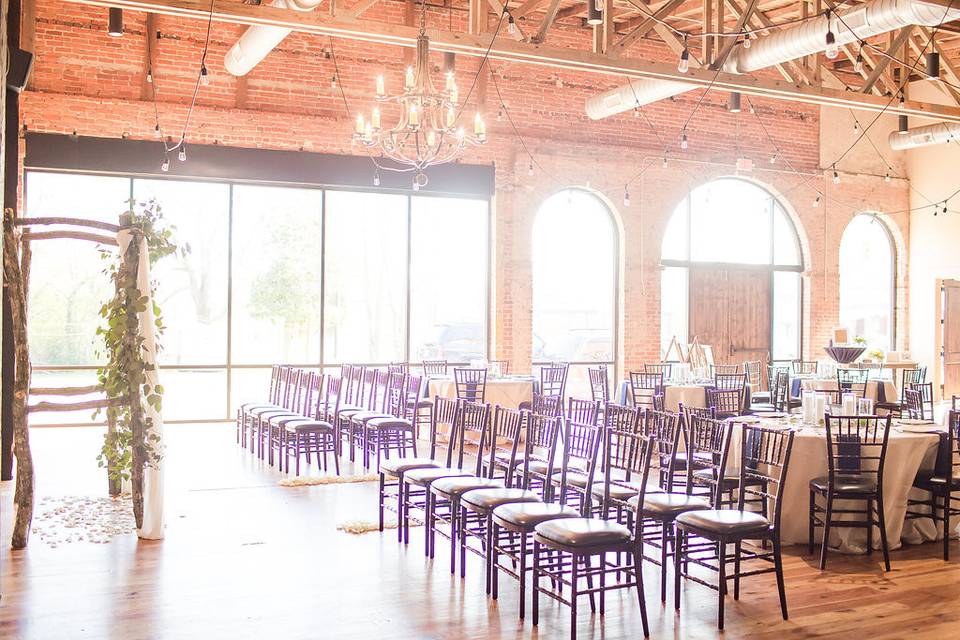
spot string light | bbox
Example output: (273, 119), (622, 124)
(832, 166), (840, 184)
(678, 37), (690, 73)
(854, 52), (864, 74)
(497, 106), (504, 122)
(178, 145), (187, 162)
(681, 132), (688, 150)
(160, 154), (170, 172)
(885, 171), (891, 183)
(898, 94), (909, 134)
(555, 76), (563, 88)
(331, 75), (337, 89)
(200, 65), (209, 86)
(528, 161), (534, 176)
(507, 14), (516, 34)
(769, 153), (777, 164)
(742, 32), (751, 49)
(154, 123), (161, 138)
(662, 157), (668, 169)
(813, 193), (822, 207)
(633, 108), (640, 118)
(853, 120), (860, 134)
(373, 170), (381, 186)
(146, 67), (153, 84)
(825, 12), (839, 60)
(623, 186), (631, 207)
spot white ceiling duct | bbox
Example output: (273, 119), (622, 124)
(888, 121), (960, 149)
(224, 0), (326, 76)
(585, 0), (960, 120)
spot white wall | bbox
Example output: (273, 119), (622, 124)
(905, 82), (960, 395)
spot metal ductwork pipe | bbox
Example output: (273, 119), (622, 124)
(888, 121), (960, 149)
(224, 0), (326, 76)
(585, 0), (960, 120)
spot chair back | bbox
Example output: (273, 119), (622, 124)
(628, 371), (663, 410)
(453, 367), (487, 402)
(383, 372), (407, 417)
(769, 366), (789, 411)
(489, 359), (510, 376)
(366, 369), (391, 412)
(344, 365), (366, 405)
(744, 360), (763, 390)
(453, 399), (492, 476)
(422, 360), (449, 376)
(837, 368), (870, 398)
(588, 366), (609, 403)
(899, 367), (927, 404)
(486, 406), (525, 486)
(599, 429), (655, 515)
(388, 362), (409, 375)
(289, 369), (312, 414)
(520, 412), (563, 496)
(643, 409), (684, 491)
(321, 376), (343, 422)
(906, 382), (934, 420)
(566, 398), (601, 425)
(792, 360), (818, 376)
(737, 425), (795, 533)
(706, 387), (743, 417)
(540, 364), (569, 399)
(644, 362), (673, 379)
(267, 365), (283, 404)
(557, 418), (604, 513)
(276, 366), (298, 410)
(603, 403), (641, 436)
(714, 372), (747, 391)
(824, 414), (891, 487)
(946, 411), (960, 486)
(430, 395), (460, 464)
(687, 414), (732, 506)
(530, 392), (563, 418)
(402, 375), (423, 420)
(300, 371), (324, 419)
(711, 363), (742, 376)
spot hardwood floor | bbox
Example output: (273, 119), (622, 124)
(2, 424), (959, 639)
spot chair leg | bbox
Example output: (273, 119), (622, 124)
(717, 539), (726, 630)
(773, 535), (788, 620)
(674, 529), (683, 611)
(819, 493), (834, 570)
(733, 541), (742, 601)
(519, 531), (528, 619)
(331, 434), (341, 475)
(633, 546), (650, 638)
(532, 539), (540, 626)
(866, 497), (874, 557)
(490, 520), (499, 599)
(944, 492), (951, 562)
(378, 473), (385, 532)
(660, 522), (669, 603)
(570, 553), (579, 640)
(808, 489), (816, 555)
(876, 491), (891, 572)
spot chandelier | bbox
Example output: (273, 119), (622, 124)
(352, 0), (487, 189)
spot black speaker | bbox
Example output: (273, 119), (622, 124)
(7, 48), (34, 93)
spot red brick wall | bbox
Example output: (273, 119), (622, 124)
(21, 0), (911, 378)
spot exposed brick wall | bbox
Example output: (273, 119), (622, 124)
(21, 0), (911, 380)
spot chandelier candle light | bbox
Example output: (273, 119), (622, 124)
(353, 1), (487, 190)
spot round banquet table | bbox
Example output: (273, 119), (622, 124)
(427, 376), (537, 409)
(727, 416), (956, 552)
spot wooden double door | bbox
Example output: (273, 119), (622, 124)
(941, 279), (960, 399)
(688, 267), (771, 366)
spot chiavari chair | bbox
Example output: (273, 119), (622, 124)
(706, 387), (744, 419)
(808, 414), (892, 571)
(628, 370), (663, 410)
(422, 359), (449, 376)
(592, 408), (663, 521)
(711, 363), (742, 376)
(524, 392), (562, 418)
(836, 367), (870, 400)
(454, 367), (487, 402)
(566, 397), (600, 425)
(530, 432), (654, 639)
(588, 365), (609, 404)
(644, 362), (673, 379)
(279, 372), (339, 477)
(380, 395), (458, 543)
(363, 373), (420, 470)
(675, 426), (795, 630)
(388, 362), (409, 375)
(245, 366), (296, 458)
(906, 382), (935, 421)
(489, 359), (511, 376)
(516, 412), (564, 499)
(876, 366), (927, 417)
(550, 418), (605, 515)
(265, 369), (315, 467)
(237, 364), (284, 447)
(792, 359), (818, 376)
(907, 410), (960, 560)
(687, 414), (736, 506)
(540, 363), (569, 400)
(340, 369), (389, 463)
(254, 368), (308, 465)
(459, 407), (542, 592)
(743, 360), (766, 400)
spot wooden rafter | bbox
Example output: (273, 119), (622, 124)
(513, 0), (550, 19)
(862, 27), (915, 94)
(611, 0), (687, 59)
(342, 0), (380, 21)
(726, 0), (809, 84)
(59, 0), (960, 122)
(533, 0), (562, 44)
(712, 0), (756, 69)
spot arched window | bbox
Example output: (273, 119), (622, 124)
(532, 189), (617, 394)
(840, 214), (895, 351)
(661, 178), (802, 363)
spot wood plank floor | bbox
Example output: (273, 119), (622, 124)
(2, 424), (959, 639)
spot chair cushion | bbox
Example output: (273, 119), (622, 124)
(692, 468), (764, 487)
(809, 474), (877, 494)
(632, 492), (711, 516)
(535, 517), (632, 547)
(589, 480), (663, 501)
(913, 469), (960, 489)
(367, 417), (413, 429)
(675, 509), (770, 536)
(460, 488), (542, 511)
(551, 469), (590, 488)
(404, 467), (472, 486)
(492, 502), (580, 530)
(349, 411), (390, 423)
(406, 399), (433, 409)
(431, 476), (504, 498)
(284, 420), (334, 433)
(380, 457), (441, 476)
(522, 459), (552, 475)
(248, 405), (285, 416)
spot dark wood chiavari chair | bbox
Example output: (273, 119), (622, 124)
(836, 367), (870, 401)
(270, 370), (320, 467)
(686, 414), (735, 506)
(454, 367), (487, 402)
(255, 368), (310, 465)
(530, 432), (654, 639)
(237, 364), (283, 447)
(588, 365), (609, 404)
(550, 418), (605, 516)
(388, 362), (409, 374)
(341, 369), (389, 463)
(808, 414), (892, 571)
(792, 359), (819, 376)
(675, 425), (795, 630)
(566, 397), (601, 425)
(629, 371), (663, 410)
(363, 373), (420, 470)
(528, 392), (562, 418)
(711, 363), (742, 376)
(381, 395), (458, 543)
(906, 381), (935, 421)
(279, 372), (339, 477)
(459, 407), (543, 592)
(743, 360), (766, 399)
(540, 363), (569, 400)
(422, 359), (449, 376)
(517, 412), (564, 499)
(593, 408), (662, 520)
(876, 366), (927, 417)
(644, 362), (673, 379)
(907, 410), (960, 560)
(489, 359), (511, 376)
(706, 387), (744, 419)
(245, 366), (296, 458)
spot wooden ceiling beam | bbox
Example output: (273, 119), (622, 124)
(611, 0), (687, 58)
(862, 26), (914, 94)
(59, 0), (960, 122)
(533, 0), (562, 43)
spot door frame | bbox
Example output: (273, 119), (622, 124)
(935, 278), (960, 401)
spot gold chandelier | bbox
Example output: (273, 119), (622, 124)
(352, 0), (486, 189)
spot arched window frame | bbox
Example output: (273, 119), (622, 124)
(839, 212), (897, 351)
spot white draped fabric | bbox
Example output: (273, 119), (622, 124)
(118, 229), (165, 540)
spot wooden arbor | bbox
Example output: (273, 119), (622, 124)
(2, 210), (163, 548)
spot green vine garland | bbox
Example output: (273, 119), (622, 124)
(96, 198), (181, 486)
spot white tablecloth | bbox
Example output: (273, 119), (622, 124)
(428, 377), (535, 409)
(728, 417), (953, 552)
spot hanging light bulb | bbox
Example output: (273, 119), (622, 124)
(154, 123), (161, 138)
(508, 14), (516, 34)
(146, 67), (153, 84)
(813, 193), (822, 208)
(825, 24), (839, 60)
(898, 94), (909, 135)
(200, 65), (210, 86)
(331, 75), (338, 90)
(832, 167), (840, 184)
(854, 52), (864, 74)
(742, 32), (751, 49)
(528, 161), (534, 176)
(853, 120), (860, 134)
(681, 133), (688, 150)
(497, 106), (504, 122)
(555, 76), (563, 88)
(678, 38), (690, 73)
(373, 170), (381, 187)
(623, 186), (630, 208)
(633, 108), (640, 118)
(769, 153), (778, 164)
(885, 171), (891, 183)
(161, 154), (170, 172)
(587, 1), (602, 25)
(662, 157), (668, 169)
(178, 145), (187, 162)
